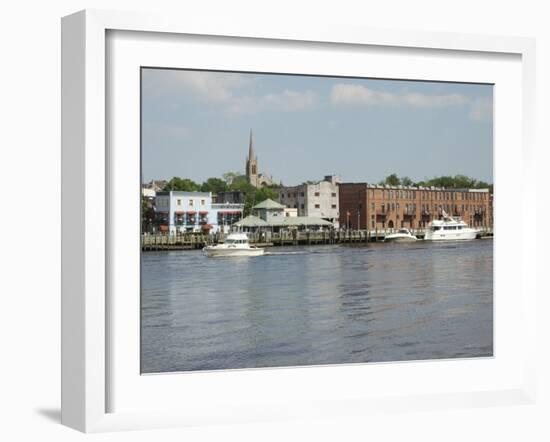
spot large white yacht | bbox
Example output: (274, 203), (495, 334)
(383, 228), (418, 243)
(424, 211), (479, 241)
(203, 232), (264, 257)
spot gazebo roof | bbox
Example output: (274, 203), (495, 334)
(269, 217), (334, 227)
(233, 215), (269, 227)
(252, 198), (285, 210)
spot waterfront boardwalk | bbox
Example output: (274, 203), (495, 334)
(141, 228), (493, 251)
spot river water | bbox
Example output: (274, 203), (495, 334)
(141, 239), (493, 373)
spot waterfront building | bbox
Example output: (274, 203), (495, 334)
(233, 215), (269, 232)
(284, 208), (298, 217)
(210, 202), (244, 234)
(154, 191), (243, 234)
(245, 130), (274, 188)
(142, 187), (156, 199)
(251, 198), (286, 223)
(277, 175), (340, 227)
(270, 217), (333, 232)
(214, 190), (246, 204)
(339, 183), (493, 231)
(241, 198), (334, 232)
(142, 179), (167, 200)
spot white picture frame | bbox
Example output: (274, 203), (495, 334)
(61, 9), (537, 433)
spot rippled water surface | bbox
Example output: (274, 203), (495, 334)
(141, 240), (493, 373)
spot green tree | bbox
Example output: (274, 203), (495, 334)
(264, 182), (282, 189)
(228, 174), (253, 192)
(200, 177), (228, 194)
(255, 187), (278, 204)
(379, 173), (401, 186)
(163, 177), (200, 191)
(222, 171), (240, 186)
(401, 176), (413, 186)
(242, 186), (279, 216)
(417, 174), (492, 190)
(141, 195), (155, 233)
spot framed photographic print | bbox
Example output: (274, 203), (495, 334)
(140, 67), (494, 374)
(61, 9), (537, 433)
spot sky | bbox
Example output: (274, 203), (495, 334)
(141, 68), (493, 186)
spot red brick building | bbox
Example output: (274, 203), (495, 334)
(339, 183), (493, 230)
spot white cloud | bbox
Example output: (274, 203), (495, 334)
(330, 84), (469, 108)
(469, 96), (493, 122)
(142, 70), (252, 102)
(264, 90), (317, 111)
(143, 69), (318, 115)
(144, 70), (491, 121)
(227, 89), (318, 115)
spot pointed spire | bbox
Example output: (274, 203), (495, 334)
(248, 129), (255, 161)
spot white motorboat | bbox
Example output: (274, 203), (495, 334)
(203, 232), (264, 257)
(424, 211), (479, 241)
(383, 228), (418, 243)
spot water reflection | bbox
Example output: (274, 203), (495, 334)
(141, 240), (493, 373)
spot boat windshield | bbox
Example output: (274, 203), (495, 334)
(225, 239), (247, 244)
(398, 229), (409, 234)
(432, 226), (441, 231)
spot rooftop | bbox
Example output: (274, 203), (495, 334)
(269, 217), (334, 227)
(340, 183), (490, 192)
(252, 198), (285, 210)
(234, 215), (334, 228)
(233, 215), (269, 228)
(156, 190), (212, 197)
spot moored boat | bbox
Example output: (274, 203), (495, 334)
(424, 211), (478, 241)
(203, 232), (264, 257)
(383, 228), (418, 243)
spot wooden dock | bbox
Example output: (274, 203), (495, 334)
(141, 227), (493, 251)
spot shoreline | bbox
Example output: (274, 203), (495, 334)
(141, 232), (494, 252)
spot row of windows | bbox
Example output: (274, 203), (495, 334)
(289, 203), (338, 210)
(156, 198), (207, 208)
(280, 192), (338, 198)
(371, 202), (415, 212)
(312, 204), (338, 209)
(160, 213), (242, 225)
(366, 202), (487, 214)
(156, 213), (207, 225)
(371, 189), (417, 199)
(370, 189), (488, 201)
(176, 198), (206, 207)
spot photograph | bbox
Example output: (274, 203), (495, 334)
(140, 68), (494, 374)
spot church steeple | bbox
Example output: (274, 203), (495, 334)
(248, 129), (256, 161)
(246, 129), (259, 187)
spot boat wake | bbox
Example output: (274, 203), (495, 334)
(264, 251), (309, 256)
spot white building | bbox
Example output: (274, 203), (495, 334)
(235, 199), (334, 233)
(278, 175), (340, 227)
(154, 191), (243, 234)
(141, 187), (156, 199)
(284, 208), (298, 217)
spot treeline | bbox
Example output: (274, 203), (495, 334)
(162, 172), (280, 215)
(378, 173), (493, 192)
